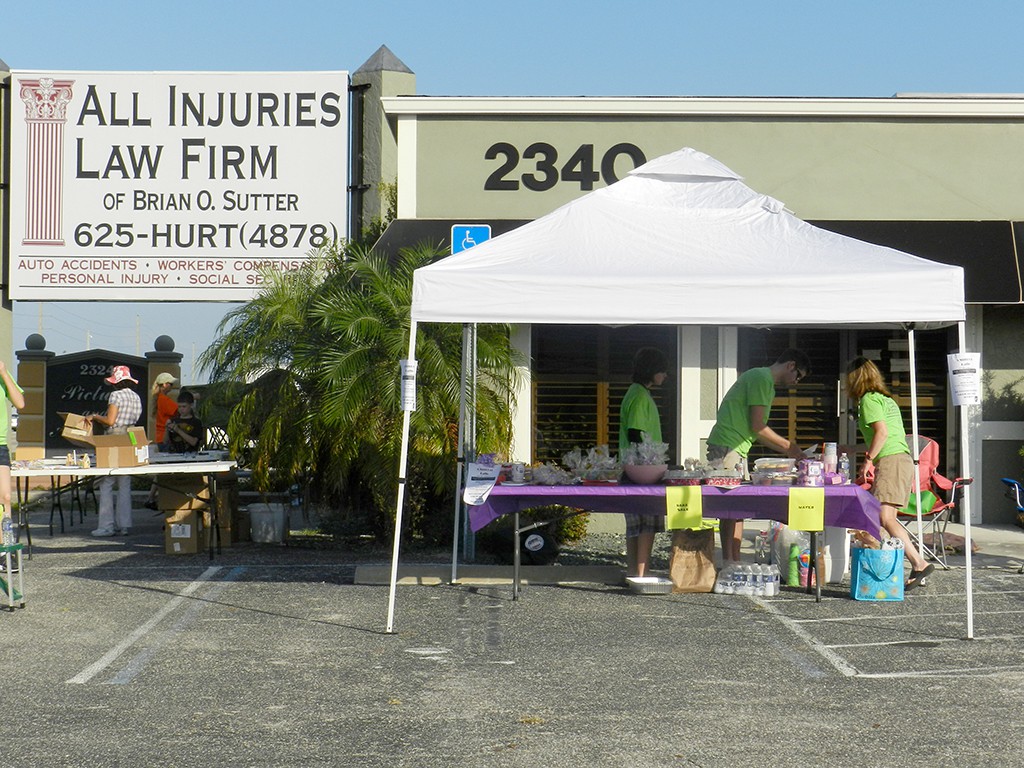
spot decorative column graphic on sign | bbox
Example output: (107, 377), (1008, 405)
(19, 78), (75, 246)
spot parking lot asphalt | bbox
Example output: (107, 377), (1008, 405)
(3, 509), (1024, 768)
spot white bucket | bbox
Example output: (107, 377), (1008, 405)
(821, 525), (851, 583)
(249, 503), (287, 543)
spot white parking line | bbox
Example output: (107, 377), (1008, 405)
(753, 596), (859, 677)
(105, 566), (245, 685)
(856, 665), (1023, 679)
(790, 608), (1024, 623)
(66, 566), (222, 685)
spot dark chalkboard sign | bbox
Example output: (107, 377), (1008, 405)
(45, 350), (148, 451)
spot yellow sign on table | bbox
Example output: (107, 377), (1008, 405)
(788, 487), (825, 531)
(666, 485), (705, 530)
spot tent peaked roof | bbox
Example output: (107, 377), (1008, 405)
(629, 146), (742, 180)
(410, 147), (965, 327)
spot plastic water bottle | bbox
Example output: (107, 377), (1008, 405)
(751, 564), (765, 596)
(838, 453), (851, 484)
(754, 530), (769, 564)
(741, 565), (756, 595)
(1, 512), (14, 547)
(719, 562), (731, 594)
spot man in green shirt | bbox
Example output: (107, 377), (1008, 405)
(707, 348), (811, 562)
(619, 347), (669, 578)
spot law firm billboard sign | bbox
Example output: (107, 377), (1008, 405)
(9, 70), (349, 300)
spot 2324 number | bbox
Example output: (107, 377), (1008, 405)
(484, 142), (646, 192)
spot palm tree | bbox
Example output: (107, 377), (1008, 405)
(200, 242), (519, 542)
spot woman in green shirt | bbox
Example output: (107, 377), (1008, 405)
(846, 357), (933, 590)
(0, 360), (26, 520)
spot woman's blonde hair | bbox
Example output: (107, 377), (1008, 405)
(845, 357), (891, 399)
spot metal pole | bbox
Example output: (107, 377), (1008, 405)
(958, 321), (974, 639)
(385, 319), (418, 634)
(462, 324), (478, 561)
(450, 324), (471, 583)
(907, 329), (924, 548)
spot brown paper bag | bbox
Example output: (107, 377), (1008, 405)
(669, 528), (717, 593)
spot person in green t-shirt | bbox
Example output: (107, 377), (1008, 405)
(846, 356), (933, 590)
(618, 347), (669, 578)
(707, 348), (810, 562)
(0, 360), (26, 520)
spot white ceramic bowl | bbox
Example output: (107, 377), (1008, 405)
(623, 463), (668, 484)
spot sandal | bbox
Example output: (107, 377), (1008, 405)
(905, 563), (935, 591)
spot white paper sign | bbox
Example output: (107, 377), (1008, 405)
(400, 359), (418, 412)
(462, 462), (500, 506)
(947, 353), (981, 406)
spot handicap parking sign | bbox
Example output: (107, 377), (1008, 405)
(451, 225), (491, 254)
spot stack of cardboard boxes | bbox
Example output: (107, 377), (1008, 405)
(58, 412), (244, 555)
(161, 473), (246, 554)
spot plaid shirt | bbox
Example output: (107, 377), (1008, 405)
(109, 387), (143, 431)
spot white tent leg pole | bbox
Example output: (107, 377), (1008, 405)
(908, 329), (924, 549)
(462, 324), (479, 561)
(958, 321), (975, 639)
(386, 319), (419, 634)
(451, 324), (472, 583)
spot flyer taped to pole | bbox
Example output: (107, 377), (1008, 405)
(400, 359), (418, 412)
(947, 353), (980, 406)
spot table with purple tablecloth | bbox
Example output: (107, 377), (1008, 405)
(470, 483), (881, 534)
(477, 483), (881, 601)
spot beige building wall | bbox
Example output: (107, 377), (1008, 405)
(387, 97), (1024, 223)
(382, 94), (1024, 524)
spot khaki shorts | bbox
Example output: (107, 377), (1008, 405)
(872, 452), (914, 508)
(706, 444), (749, 480)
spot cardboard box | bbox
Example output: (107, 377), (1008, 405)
(201, 487), (242, 545)
(58, 413), (150, 468)
(164, 508), (207, 555)
(157, 477), (210, 511)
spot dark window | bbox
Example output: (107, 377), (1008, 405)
(532, 325), (677, 464)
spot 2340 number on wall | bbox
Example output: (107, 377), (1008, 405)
(484, 142), (647, 192)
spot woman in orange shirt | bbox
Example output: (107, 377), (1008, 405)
(151, 372), (178, 443)
(145, 372), (178, 510)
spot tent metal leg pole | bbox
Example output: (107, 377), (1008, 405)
(513, 510), (521, 600)
(462, 324), (479, 562)
(907, 329), (925, 552)
(958, 321), (975, 639)
(450, 324), (472, 583)
(386, 320), (419, 634)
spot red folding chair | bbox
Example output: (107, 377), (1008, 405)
(1000, 478), (1024, 574)
(897, 435), (973, 568)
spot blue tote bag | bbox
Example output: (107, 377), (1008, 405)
(850, 547), (904, 601)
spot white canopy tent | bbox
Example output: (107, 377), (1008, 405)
(387, 148), (972, 633)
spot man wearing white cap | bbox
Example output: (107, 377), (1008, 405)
(85, 365), (143, 536)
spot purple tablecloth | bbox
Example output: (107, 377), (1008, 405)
(470, 483), (881, 533)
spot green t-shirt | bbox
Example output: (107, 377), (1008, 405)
(707, 366), (775, 458)
(618, 382), (662, 456)
(857, 391), (909, 459)
(0, 378), (23, 447)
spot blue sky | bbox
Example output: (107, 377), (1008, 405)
(3, 1), (1023, 377)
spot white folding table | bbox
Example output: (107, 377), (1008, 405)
(12, 459), (237, 559)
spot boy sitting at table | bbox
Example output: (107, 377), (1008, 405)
(162, 390), (205, 454)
